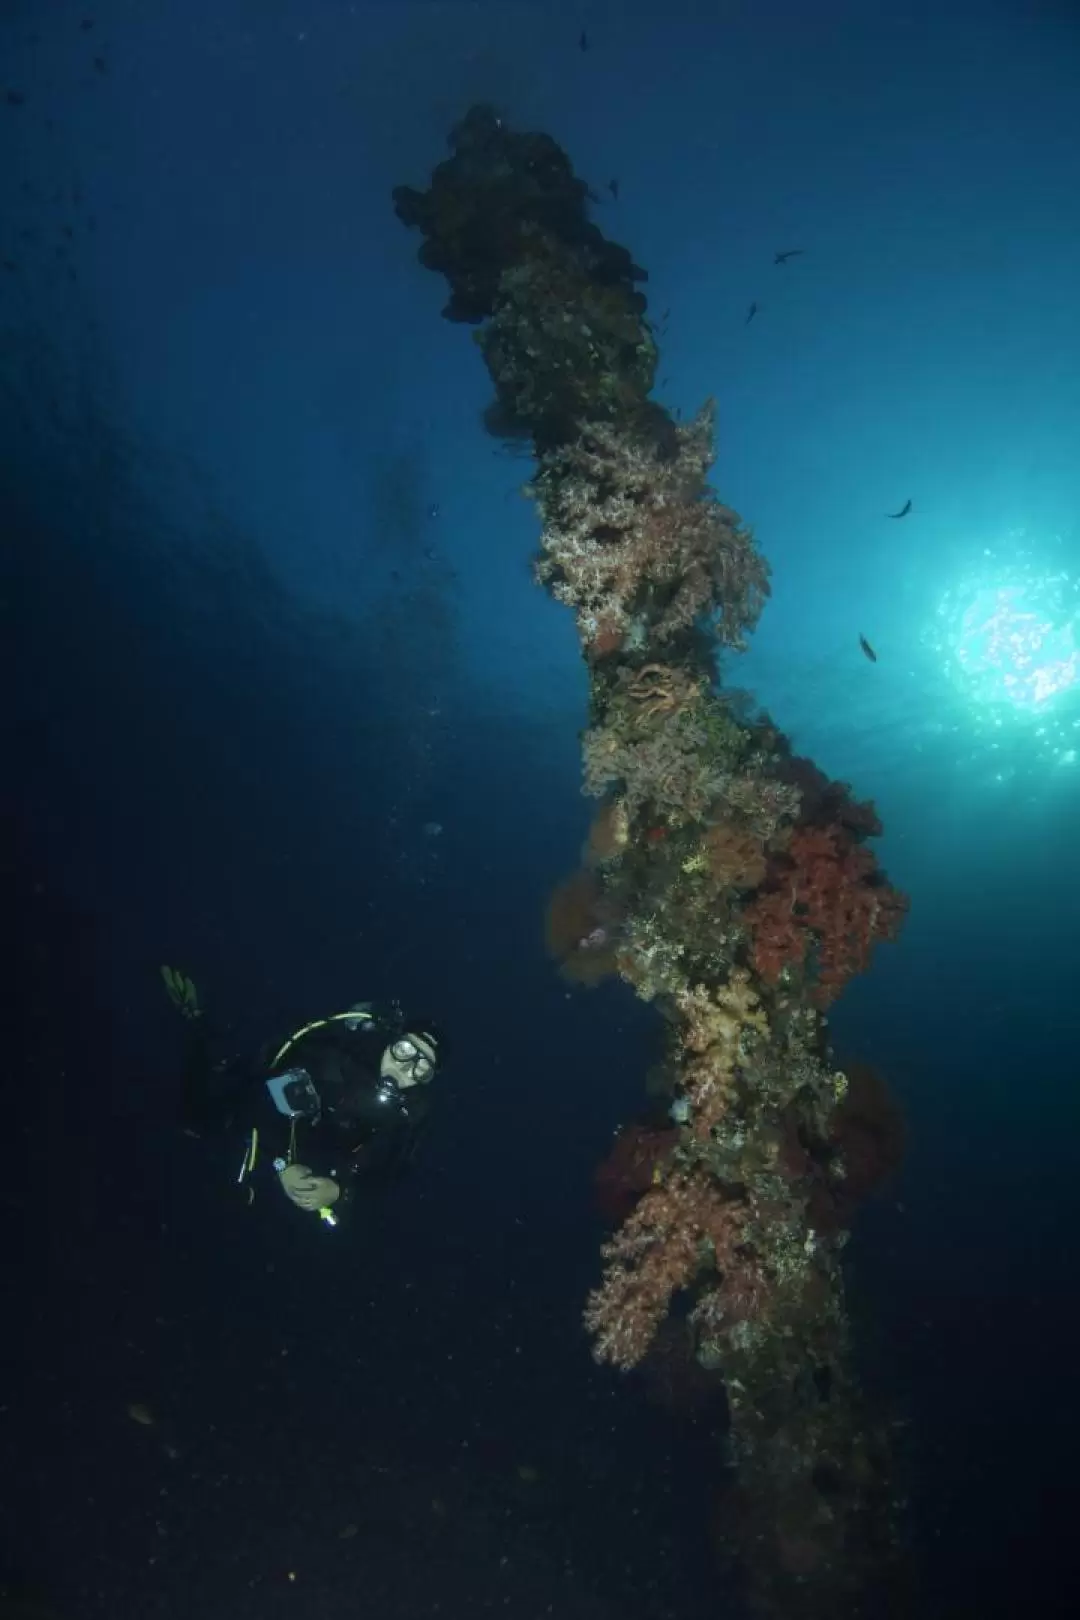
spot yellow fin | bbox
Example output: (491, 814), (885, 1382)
(161, 965), (200, 1018)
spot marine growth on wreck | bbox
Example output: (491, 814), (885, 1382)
(395, 104), (909, 1619)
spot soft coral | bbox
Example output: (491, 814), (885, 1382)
(745, 824), (907, 1005)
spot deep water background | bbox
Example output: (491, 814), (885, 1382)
(3, 3), (1079, 1619)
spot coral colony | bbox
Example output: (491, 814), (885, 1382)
(395, 107), (909, 1618)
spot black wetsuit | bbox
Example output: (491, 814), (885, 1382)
(183, 1014), (431, 1213)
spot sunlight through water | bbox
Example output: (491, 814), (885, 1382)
(925, 539), (1080, 778)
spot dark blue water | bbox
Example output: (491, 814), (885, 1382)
(4, 4), (1079, 1618)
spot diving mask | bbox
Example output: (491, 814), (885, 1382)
(388, 1036), (436, 1084)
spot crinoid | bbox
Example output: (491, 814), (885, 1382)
(626, 663), (702, 727)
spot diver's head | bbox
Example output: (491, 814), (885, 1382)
(379, 1026), (441, 1089)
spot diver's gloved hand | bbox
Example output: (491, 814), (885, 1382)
(278, 1163), (341, 1213)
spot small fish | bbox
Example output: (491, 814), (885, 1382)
(127, 1401), (155, 1427)
(93, 56), (107, 74)
(579, 29), (589, 51)
(5, 90), (25, 106)
(427, 501), (439, 519)
(774, 248), (803, 264)
(608, 177), (619, 201)
(858, 634), (877, 663)
(745, 301), (759, 325)
(887, 498), (912, 519)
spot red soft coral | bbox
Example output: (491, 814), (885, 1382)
(743, 885), (807, 986)
(744, 824), (907, 1006)
(594, 1120), (680, 1224)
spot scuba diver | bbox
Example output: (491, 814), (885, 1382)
(163, 967), (443, 1228)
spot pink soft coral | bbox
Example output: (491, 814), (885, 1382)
(585, 1170), (746, 1369)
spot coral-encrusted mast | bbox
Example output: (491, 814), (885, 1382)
(395, 105), (908, 1618)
